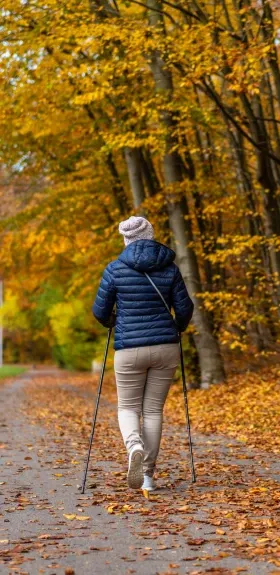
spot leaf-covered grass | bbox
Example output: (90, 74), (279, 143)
(0, 365), (27, 380)
(166, 365), (280, 454)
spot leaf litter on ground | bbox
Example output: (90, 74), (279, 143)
(11, 367), (280, 571)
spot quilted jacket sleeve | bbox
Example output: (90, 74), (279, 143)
(92, 263), (117, 328)
(171, 266), (194, 332)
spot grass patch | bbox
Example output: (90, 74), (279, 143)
(0, 365), (27, 379)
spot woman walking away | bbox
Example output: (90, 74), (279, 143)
(92, 216), (194, 491)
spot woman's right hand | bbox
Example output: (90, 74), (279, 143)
(104, 311), (116, 328)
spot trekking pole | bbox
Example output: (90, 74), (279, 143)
(179, 334), (196, 483)
(80, 327), (112, 494)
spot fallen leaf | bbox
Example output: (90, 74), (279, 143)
(186, 538), (206, 546)
(177, 505), (189, 512)
(90, 546), (113, 551)
(107, 504), (119, 514)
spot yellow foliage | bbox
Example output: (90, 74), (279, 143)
(47, 300), (84, 345)
(0, 0), (279, 366)
(0, 289), (29, 331)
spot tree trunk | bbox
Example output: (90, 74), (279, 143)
(106, 152), (129, 215)
(167, 199), (225, 386)
(263, 72), (280, 176)
(146, 0), (225, 387)
(260, 0), (280, 107)
(139, 147), (160, 197)
(229, 126), (280, 329)
(240, 93), (280, 281)
(124, 147), (145, 211)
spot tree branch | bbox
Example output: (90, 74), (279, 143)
(128, 0), (179, 26)
(161, 0), (244, 41)
(201, 79), (280, 166)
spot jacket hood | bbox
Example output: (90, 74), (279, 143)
(118, 239), (176, 272)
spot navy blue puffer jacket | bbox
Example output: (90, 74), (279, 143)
(92, 239), (194, 350)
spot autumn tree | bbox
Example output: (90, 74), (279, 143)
(0, 0), (279, 382)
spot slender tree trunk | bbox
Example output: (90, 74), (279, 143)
(225, 3), (280, 279)
(83, 103), (129, 215)
(192, 115), (219, 292)
(89, 0), (146, 215)
(138, 148), (160, 197)
(263, 72), (280, 172)
(229, 127), (280, 330)
(106, 152), (128, 215)
(191, 184), (214, 293)
(146, 0), (225, 387)
(203, 75), (280, 289)
(124, 147), (145, 211)
(240, 94), (280, 281)
(260, 0), (280, 108)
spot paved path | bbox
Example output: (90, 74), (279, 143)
(0, 370), (279, 575)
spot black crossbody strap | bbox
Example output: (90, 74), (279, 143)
(144, 272), (174, 320)
(122, 262), (176, 325)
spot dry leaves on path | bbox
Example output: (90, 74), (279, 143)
(167, 365), (280, 454)
(21, 371), (280, 571)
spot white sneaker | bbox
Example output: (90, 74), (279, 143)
(141, 474), (156, 491)
(127, 444), (144, 489)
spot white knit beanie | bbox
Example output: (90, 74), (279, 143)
(119, 216), (154, 246)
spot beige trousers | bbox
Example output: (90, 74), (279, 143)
(114, 343), (180, 476)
